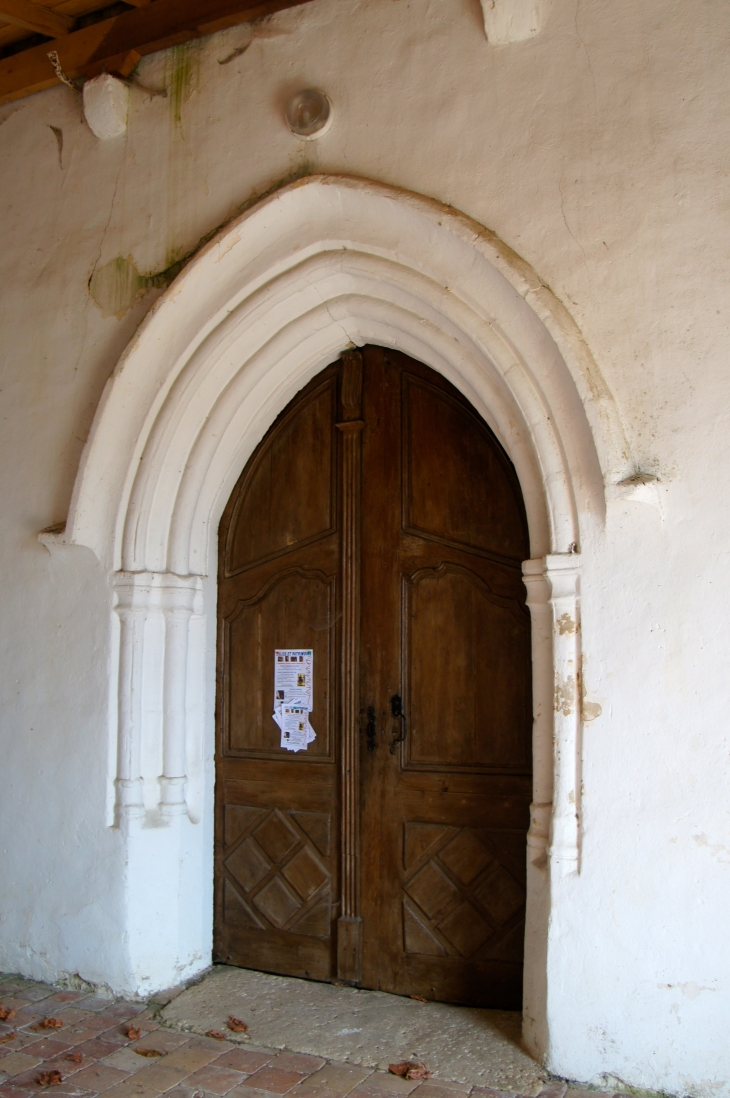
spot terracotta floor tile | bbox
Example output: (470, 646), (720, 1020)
(44, 994), (88, 1006)
(73, 1037), (127, 1061)
(215, 1052), (273, 1074)
(71, 1062), (132, 1092)
(126, 1061), (190, 1090)
(409, 1085), (471, 1098)
(228, 1088), (289, 1098)
(269, 1056), (325, 1077)
(185, 1035), (234, 1054)
(290, 1084), (354, 1098)
(78, 999), (118, 1014)
(16, 988), (54, 1003)
(186, 1064), (248, 1093)
(348, 1076), (421, 1098)
(301, 1067), (372, 1094)
(42, 1054), (88, 1078)
(44, 1087), (97, 1098)
(368, 1077), (423, 1095)
(101, 1048), (154, 1075)
(241, 1068), (306, 1094)
(103, 1079), (166, 1098)
(0, 1053), (42, 1077)
(129, 1032), (189, 1053)
(162, 1042), (223, 1073)
(103, 1006), (147, 1021)
(0, 1087), (37, 1098)
(470, 1089), (513, 1098)
(24, 1037), (76, 1059)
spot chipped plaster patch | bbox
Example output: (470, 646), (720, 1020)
(556, 612), (576, 634)
(554, 674), (576, 715)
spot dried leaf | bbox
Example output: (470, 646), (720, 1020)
(36, 1018), (63, 1030)
(135, 1048), (163, 1058)
(206, 1030), (227, 1041)
(389, 1063), (411, 1077)
(405, 1064), (430, 1081)
(37, 1069), (63, 1086)
(0, 1007), (17, 1021)
(227, 1016), (248, 1033)
(388, 1061), (430, 1081)
(65, 1052), (83, 1063)
(0, 1031), (17, 1043)
(409, 995), (428, 1003)
(126, 1026), (142, 1040)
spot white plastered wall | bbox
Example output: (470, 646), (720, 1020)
(0, 1), (729, 1095)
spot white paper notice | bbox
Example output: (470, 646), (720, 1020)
(273, 649), (316, 752)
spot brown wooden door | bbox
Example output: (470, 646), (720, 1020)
(214, 346), (532, 1007)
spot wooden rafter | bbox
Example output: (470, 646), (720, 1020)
(0, 0), (317, 104)
(0, 0), (73, 39)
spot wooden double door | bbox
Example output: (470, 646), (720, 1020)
(214, 346), (532, 1008)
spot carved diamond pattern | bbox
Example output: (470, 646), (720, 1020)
(222, 806), (331, 939)
(402, 823), (525, 959)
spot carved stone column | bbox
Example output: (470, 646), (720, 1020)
(522, 559), (553, 870)
(113, 577), (148, 826)
(113, 571), (202, 827)
(523, 554), (582, 875)
(546, 554), (582, 874)
(336, 349), (364, 983)
(159, 577), (200, 816)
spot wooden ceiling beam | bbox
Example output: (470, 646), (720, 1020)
(0, 0), (74, 38)
(0, 0), (317, 104)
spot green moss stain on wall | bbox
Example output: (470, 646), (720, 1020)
(89, 165), (318, 319)
(165, 42), (201, 130)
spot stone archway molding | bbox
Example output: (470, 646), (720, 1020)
(59, 176), (624, 1044)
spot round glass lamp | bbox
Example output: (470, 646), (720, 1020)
(285, 88), (333, 139)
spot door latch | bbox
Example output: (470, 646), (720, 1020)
(389, 694), (407, 754)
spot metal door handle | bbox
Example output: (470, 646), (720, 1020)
(365, 706), (377, 752)
(389, 694), (407, 754)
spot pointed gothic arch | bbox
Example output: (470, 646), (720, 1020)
(62, 176), (625, 1054)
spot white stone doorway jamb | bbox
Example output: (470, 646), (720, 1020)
(60, 176), (627, 1061)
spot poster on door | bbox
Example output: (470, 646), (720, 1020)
(273, 649), (316, 752)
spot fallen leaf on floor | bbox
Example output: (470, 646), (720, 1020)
(388, 1061), (431, 1080)
(409, 995), (428, 1003)
(135, 1048), (163, 1057)
(227, 1016), (248, 1032)
(405, 1063), (430, 1080)
(36, 1069), (63, 1086)
(0, 1031), (17, 1042)
(35, 1018), (63, 1030)
(126, 1025), (142, 1040)
(207, 1030), (227, 1040)
(65, 1052), (83, 1063)
(0, 1007), (17, 1021)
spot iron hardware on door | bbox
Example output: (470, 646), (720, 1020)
(366, 706), (377, 752)
(389, 694), (407, 754)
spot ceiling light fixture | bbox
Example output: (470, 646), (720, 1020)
(285, 88), (333, 139)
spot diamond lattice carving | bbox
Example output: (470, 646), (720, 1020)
(402, 823), (525, 959)
(222, 806), (332, 939)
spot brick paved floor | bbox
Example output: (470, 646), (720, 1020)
(0, 973), (621, 1098)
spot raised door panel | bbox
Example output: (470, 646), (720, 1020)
(216, 780), (338, 980)
(224, 379), (336, 576)
(403, 564), (531, 770)
(403, 373), (528, 563)
(222, 568), (336, 759)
